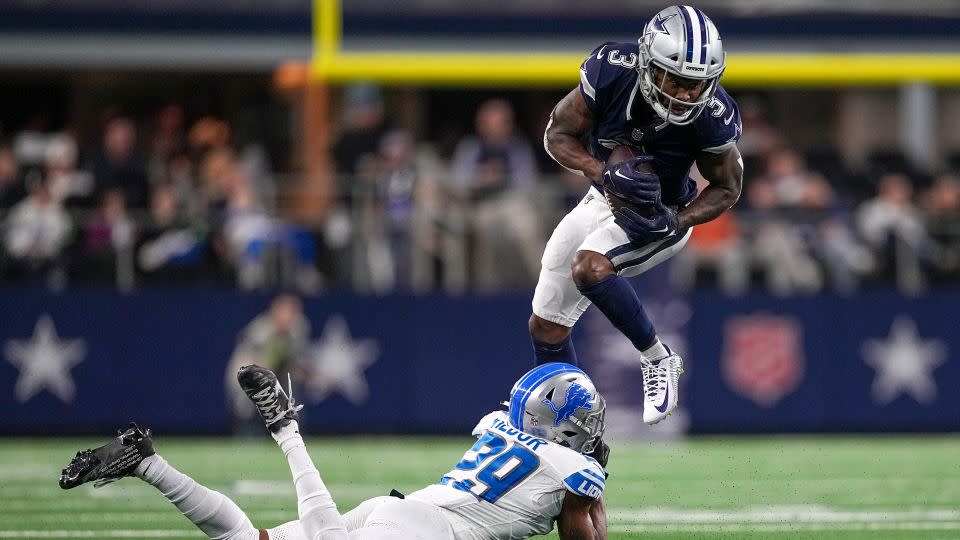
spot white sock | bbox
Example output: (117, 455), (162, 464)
(640, 338), (669, 361)
(135, 454), (258, 540)
(272, 421), (348, 540)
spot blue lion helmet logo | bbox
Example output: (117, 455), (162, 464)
(542, 383), (593, 427)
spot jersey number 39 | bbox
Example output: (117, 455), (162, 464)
(441, 432), (540, 503)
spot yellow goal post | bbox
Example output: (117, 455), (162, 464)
(312, 0), (960, 87)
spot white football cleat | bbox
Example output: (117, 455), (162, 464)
(640, 348), (683, 425)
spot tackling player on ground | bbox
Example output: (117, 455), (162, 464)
(530, 4), (744, 424)
(60, 363), (608, 539)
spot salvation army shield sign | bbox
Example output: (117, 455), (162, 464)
(722, 315), (804, 407)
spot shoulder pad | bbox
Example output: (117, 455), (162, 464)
(471, 411), (506, 437)
(579, 42), (640, 115)
(696, 85), (742, 153)
(562, 466), (606, 500)
(540, 444), (607, 499)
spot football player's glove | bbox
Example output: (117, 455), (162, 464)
(614, 203), (679, 246)
(601, 155), (660, 206)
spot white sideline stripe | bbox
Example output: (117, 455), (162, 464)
(6, 509), (960, 537)
(7, 522), (960, 538)
(0, 531), (190, 538)
(607, 506), (960, 523)
(14, 507), (958, 523)
(232, 479), (294, 496)
(0, 464), (58, 480)
(1, 511), (296, 521)
(12, 507), (960, 524)
(610, 522), (960, 533)
(9, 476), (959, 500)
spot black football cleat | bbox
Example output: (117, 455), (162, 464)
(237, 365), (303, 433)
(59, 423), (155, 489)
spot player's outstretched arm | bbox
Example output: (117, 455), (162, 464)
(557, 492), (608, 540)
(677, 145), (744, 230)
(544, 88), (604, 183)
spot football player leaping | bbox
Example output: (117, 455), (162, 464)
(60, 363), (609, 540)
(530, 4), (744, 424)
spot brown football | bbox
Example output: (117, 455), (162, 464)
(603, 145), (657, 217)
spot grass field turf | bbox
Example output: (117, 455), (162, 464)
(1, 435), (958, 539)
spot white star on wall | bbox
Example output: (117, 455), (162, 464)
(304, 315), (379, 405)
(5, 315), (86, 403)
(862, 316), (947, 405)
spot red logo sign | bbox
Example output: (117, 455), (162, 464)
(722, 315), (804, 407)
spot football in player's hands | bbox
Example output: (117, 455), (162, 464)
(601, 146), (660, 218)
(606, 144), (643, 170)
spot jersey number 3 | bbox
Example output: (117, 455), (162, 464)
(444, 432), (540, 503)
(606, 50), (638, 69)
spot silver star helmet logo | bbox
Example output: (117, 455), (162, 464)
(651, 12), (677, 35)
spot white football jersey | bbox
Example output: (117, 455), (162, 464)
(407, 411), (606, 540)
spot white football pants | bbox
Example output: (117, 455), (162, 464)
(532, 186), (691, 327)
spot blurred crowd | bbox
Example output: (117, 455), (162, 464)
(681, 101), (960, 296)
(0, 105), (318, 291)
(1, 86), (958, 296)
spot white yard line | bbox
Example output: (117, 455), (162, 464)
(6, 477), (958, 500)
(0, 464), (57, 480)
(0, 511), (297, 522)
(7, 506), (960, 535)
(7, 522), (960, 538)
(608, 506), (960, 523)
(0, 531), (191, 538)
(610, 521), (960, 533)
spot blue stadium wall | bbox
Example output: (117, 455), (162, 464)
(1, 288), (957, 435)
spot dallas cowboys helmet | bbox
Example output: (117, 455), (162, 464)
(638, 5), (726, 125)
(507, 363), (606, 454)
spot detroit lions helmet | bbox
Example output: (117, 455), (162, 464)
(638, 5), (726, 126)
(507, 363), (606, 454)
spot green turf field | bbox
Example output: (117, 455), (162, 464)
(1, 435), (958, 539)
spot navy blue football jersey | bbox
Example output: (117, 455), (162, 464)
(578, 41), (742, 206)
